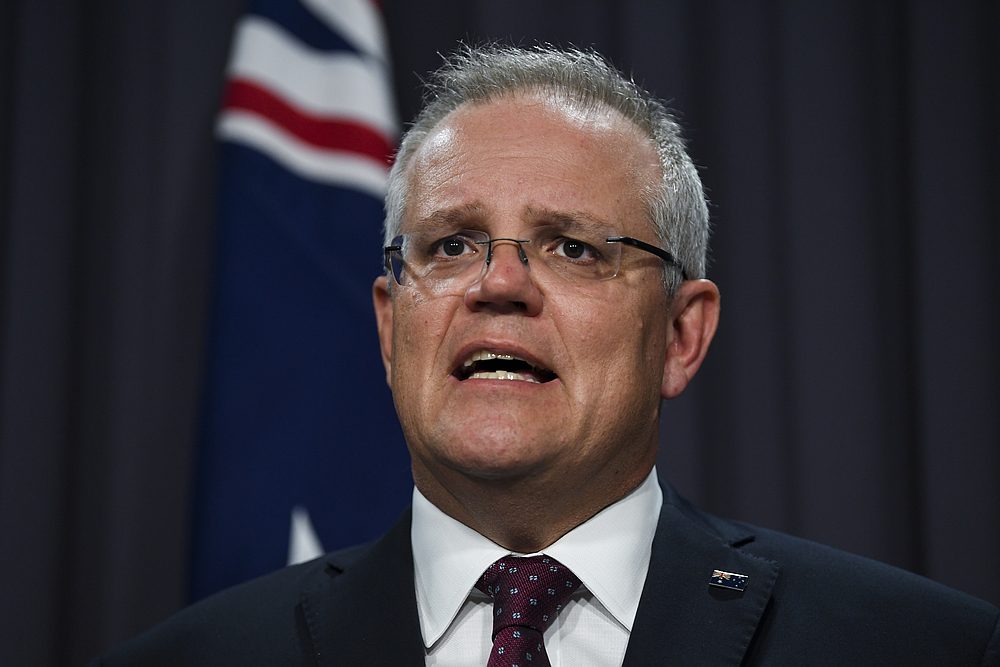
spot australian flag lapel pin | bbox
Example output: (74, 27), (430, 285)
(709, 569), (749, 592)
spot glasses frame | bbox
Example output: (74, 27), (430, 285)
(605, 236), (690, 281)
(383, 233), (690, 287)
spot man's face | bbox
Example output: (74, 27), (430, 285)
(374, 94), (674, 498)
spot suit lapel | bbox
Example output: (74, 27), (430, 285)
(297, 509), (426, 666)
(623, 488), (779, 666)
(293, 488), (777, 665)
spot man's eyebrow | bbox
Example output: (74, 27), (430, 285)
(416, 203), (487, 227)
(415, 204), (612, 230)
(524, 206), (612, 229)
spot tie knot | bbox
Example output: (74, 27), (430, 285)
(476, 555), (581, 636)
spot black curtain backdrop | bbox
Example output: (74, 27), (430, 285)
(1, 1), (997, 665)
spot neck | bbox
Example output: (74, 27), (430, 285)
(412, 457), (655, 552)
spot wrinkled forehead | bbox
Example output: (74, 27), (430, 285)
(420, 88), (655, 159)
(405, 91), (662, 225)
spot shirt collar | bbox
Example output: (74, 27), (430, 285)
(411, 467), (663, 648)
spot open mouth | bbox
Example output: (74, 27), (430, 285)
(454, 351), (557, 384)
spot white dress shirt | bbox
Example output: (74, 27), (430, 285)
(411, 467), (663, 666)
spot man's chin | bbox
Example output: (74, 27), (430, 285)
(451, 450), (551, 481)
(435, 438), (563, 485)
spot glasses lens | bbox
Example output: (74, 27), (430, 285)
(392, 229), (490, 291)
(530, 224), (622, 282)
(386, 236), (406, 285)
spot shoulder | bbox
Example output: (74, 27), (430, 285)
(92, 542), (375, 666)
(743, 519), (995, 617)
(694, 507), (1000, 664)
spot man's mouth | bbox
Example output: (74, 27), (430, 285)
(453, 350), (557, 384)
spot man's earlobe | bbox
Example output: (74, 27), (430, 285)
(661, 279), (720, 399)
(372, 276), (394, 386)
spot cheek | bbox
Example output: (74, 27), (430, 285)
(561, 290), (655, 347)
(558, 294), (667, 398)
(556, 297), (629, 391)
(391, 297), (455, 383)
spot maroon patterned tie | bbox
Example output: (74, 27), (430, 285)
(476, 555), (581, 667)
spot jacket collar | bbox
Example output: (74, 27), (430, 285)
(623, 483), (779, 665)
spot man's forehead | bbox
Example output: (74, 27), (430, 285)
(405, 92), (659, 195)
(427, 89), (642, 142)
(412, 201), (614, 231)
(399, 96), (661, 243)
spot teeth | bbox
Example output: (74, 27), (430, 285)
(463, 350), (519, 368)
(469, 370), (540, 383)
(458, 349), (554, 384)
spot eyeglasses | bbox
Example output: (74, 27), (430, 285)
(383, 223), (689, 293)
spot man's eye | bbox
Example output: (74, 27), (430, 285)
(553, 238), (596, 261)
(431, 235), (475, 258)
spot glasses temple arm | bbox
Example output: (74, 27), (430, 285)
(606, 236), (690, 281)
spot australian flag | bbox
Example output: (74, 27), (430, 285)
(192, 0), (412, 599)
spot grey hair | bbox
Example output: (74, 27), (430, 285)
(384, 44), (710, 294)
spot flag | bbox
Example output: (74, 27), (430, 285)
(191, 0), (411, 599)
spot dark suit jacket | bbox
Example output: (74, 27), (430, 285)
(96, 484), (1000, 665)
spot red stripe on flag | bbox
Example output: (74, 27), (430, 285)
(222, 79), (394, 166)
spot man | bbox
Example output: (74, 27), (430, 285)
(97, 45), (998, 666)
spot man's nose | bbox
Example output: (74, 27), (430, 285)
(463, 240), (543, 315)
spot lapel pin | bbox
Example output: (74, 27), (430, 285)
(709, 569), (749, 592)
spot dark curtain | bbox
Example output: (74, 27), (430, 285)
(0, 2), (245, 665)
(1, 1), (996, 664)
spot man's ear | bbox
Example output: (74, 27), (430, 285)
(372, 275), (394, 386)
(661, 279), (720, 399)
